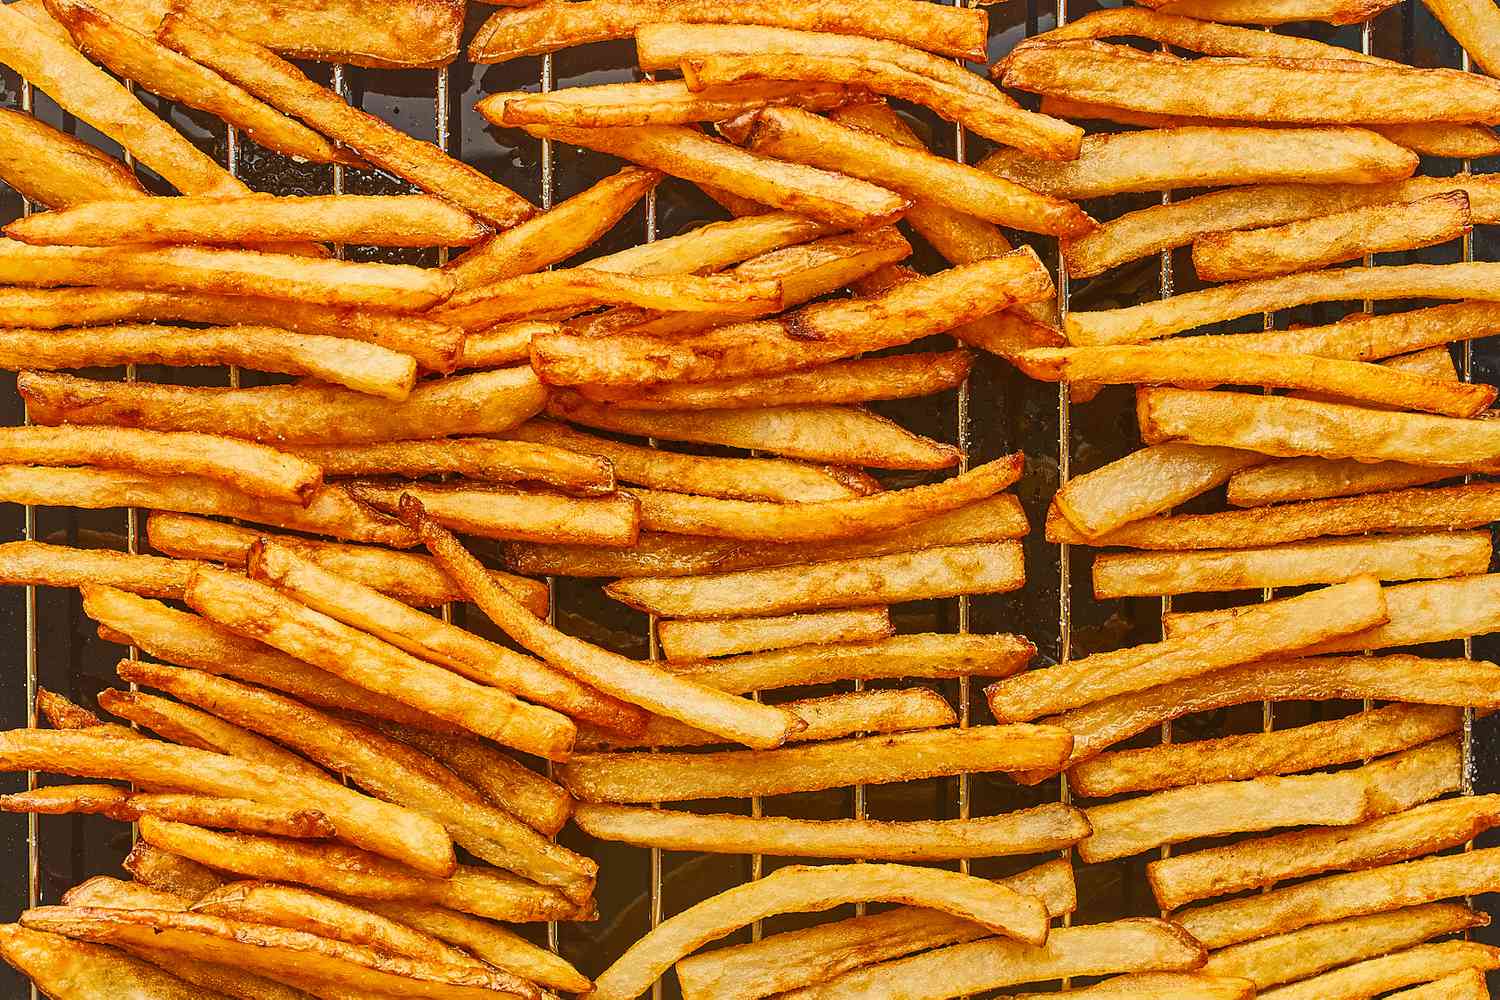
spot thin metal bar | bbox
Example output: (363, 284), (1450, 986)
(19, 83), (39, 989)
(435, 68), (451, 268)
(953, 0), (974, 881)
(642, 164), (666, 1000)
(1054, 0), (1074, 979)
(1460, 45), (1477, 811)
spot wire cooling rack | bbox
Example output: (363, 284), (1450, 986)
(1, 1), (1498, 997)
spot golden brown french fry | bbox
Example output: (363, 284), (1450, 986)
(589, 210), (837, 276)
(20, 368), (545, 444)
(453, 321), (541, 370)
(549, 394), (961, 470)
(469, 0), (989, 62)
(286, 437), (613, 496)
(0, 729), (454, 875)
(993, 975), (1254, 1000)
(0, 923), (213, 1000)
(0, 107), (144, 208)
(1386, 969), (1491, 999)
(607, 541), (1026, 619)
(0, 784), (132, 819)
(593, 864), (1050, 1000)
(510, 122), (908, 230)
(0, 540), (198, 598)
(1150, 793), (1500, 911)
(556, 724), (1071, 802)
(674, 859), (1076, 1000)
(1259, 941), (1500, 1000)
(658, 608), (893, 662)
(44, 0), (359, 166)
(0, 1), (241, 196)
(398, 498), (795, 751)
(1070, 702), (1465, 797)
(1053, 444), (1263, 540)
(1, 324), (416, 400)
(987, 576), (1386, 722)
(145, 513), (548, 614)
(1150, 0), (1401, 24)
(1204, 904), (1489, 990)
(1421, 0), (1500, 75)
(123, 842), (224, 900)
(488, 79), (855, 128)
(135, 818), (587, 923)
(1193, 192), (1472, 281)
(127, 794), (339, 839)
(574, 801), (1088, 859)
(347, 481), (639, 548)
(765, 918), (1207, 1000)
(1092, 530), (1491, 598)
(1227, 456), (1460, 505)
(167, 0), (461, 69)
(247, 538), (637, 739)
(156, 11), (534, 227)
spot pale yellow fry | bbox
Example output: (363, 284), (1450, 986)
(0, 923), (217, 1000)
(1259, 941), (1500, 1000)
(0, 107), (143, 208)
(658, 608), (893, 662)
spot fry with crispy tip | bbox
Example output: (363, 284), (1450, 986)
(123, 842), (224, 900)
(0, 540), (198, 598)
(1151, 0), (1402, 24)
(1228, 456), (1459, 505)
(1259, 941), (1500, 1000)
(7, 786), (338, 839)
(287, 437), (613, 495)
(0, 923), (215, 1000)
(0, 107), (144, 208)
(658, 608), (893, 662)
(1387, 969), (1492, 999)
(168, 0), (463, 69)
(347, 480), (639, 548)
(1054, 444), (1263, 539)
(487, 79), (855, 128)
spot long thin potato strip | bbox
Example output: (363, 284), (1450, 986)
(0, 924), (215, 1000)
(348, 480), (640, 547)
(0, 107), (144, 208)
(1258, 941), (1500, 1000)
(1385, 969), (1491, 999)
(1227, 455), (1459, 506)
(657, 608), (894, 662)
(1421, 0), (1500, 74)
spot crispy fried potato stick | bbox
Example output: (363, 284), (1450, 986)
(986, 576), (1385, 722)
(488, 79), (855, 128)
(574, 801), (1088, 860)
(123, 842), (224, 899)
(446, 167), (656, 292)
(1227, 456), (1458, 505)
(511, 123), (908, 229)
(1053, 444), (1263, 539)
(20, 368), (546, 445)
(607, 541), (1026, 618)
(1151, 0), (1402, 24)
(1019, 345), (1494, 417)
(247, 538), (635, 739)
(557, 724), (1072, 802)
(0, 540), (196, 599)
(0, 1), (241, 196)
(1193, 192), (1472, 280)
(33, 689), (114, 732)
(1151, 794), (1500, 911)
(455, 321), (542, 370)
(1070, 703), (1465, 797)
(470, 0), (989, 61)
(347, 481), (638, 547)
(0, 729), (454, 875)
(287, 437), (613, 495)
(403, 497), (797, 750)
(0, 784), (132, 819)
(588, 211), (837, 276)
(0, 240), (451, 310)
(10, 785), (338, 840)
(1387, 969), (1491, 999)
(45, 0), (359, 166)
(1, 324), (417, 399)
(0, 924), (215, 1000)
(135, 818), (587, 923)
(1259, 941), (1500, 1000)
(979, 127), (1415, 201)
(169, 0), (462, 69)
(1421, 0), (1500, 75)
(999, 975), (1254, 1000)
(658, 608), (893, 662)
(769, 918), (1207, 1000)
(593, 864), (1050, 1000)
(548, 395), (961, 470)
(596, 350), (972, 411)
(0, 107), (144, 208)
(1091, 531), (1491, 598)
(157, 12), (533, 227)
(1204, 904), (1488, 990)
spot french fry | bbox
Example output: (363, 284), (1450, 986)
(1193, 192), (1473, 281)
(455, 321), (542, 370)
(1420, 0), (1500, 75)
(0, 540), (198, 598)
(403, 497), (797, 749)
(1053, 444), (1263, 539)
(1002, 41), (1500, 124)
(556, 724), (1072, 802)
(247, 538), (637, 739)
(7, 786), (338, 840)
(765, 918), (1207, 1000)
(587, 210), (836, 276)
(1072, 264), (1500, 344)
(658, 608), (893, 662)
(0, 107), (144, 208)
(0, 240), (451, 310)
(979, 127), (1415, 201)
(669, 633), (1035, 693)
(507, 420), (872, 503)
(0, 730), (454, 875)
(1151, 0), (1403, 25)
(0, 924), (212, 1000)
(1258, 941), (1500, 1000)
(285, 437), (613, 496)
(1092, 530), (1491, 598)
(487, 79), (855, 128)
(1387, 969), (1491, 999)
(548, 394), (962, 470)
(574, 801), (1089, 859)
(123, 842), (224, 900)
(674, 859), (1077, 1000)
(1, 324), (416, 400)
(346, 481), (638, 548)
(44, 0), (359, 166)
(986, 576), (1386, 722)
(0, 1), (241, 196)
(1204, 904), (1489, 990)
(994, 975), (1254, 1000)
(1151, 793), (1500, 911)
(156, 11), (534, 227)
(469, 0), (990, 62)
(607, 541), (1026, 618)
(1063, 175), (1500, 277)
(136, 818), (589, 923)
(1056, 482), (1500, 550)
(81, 585), (458, 731)
(18, 906), (531, 1000)
(145, 513), (548, 614)
(510, 123), (908, 230)
(35, 688), (112, 732)
(1228, 455), (1458, 506)
(593, 863), (1050, 1000)
(168, 0), (462, 69)
(0, 784), (132, 819)
(1070, 702), (1465, 797)
(20, 368), (546, 445)
(0, 466), (415, 547)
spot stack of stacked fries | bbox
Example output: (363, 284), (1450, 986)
(0, 0), (1499, 995)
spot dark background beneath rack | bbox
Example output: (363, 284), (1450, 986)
(1, 0), (1498, 996)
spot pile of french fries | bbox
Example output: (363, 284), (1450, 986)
(0, 0), (1499, 995)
